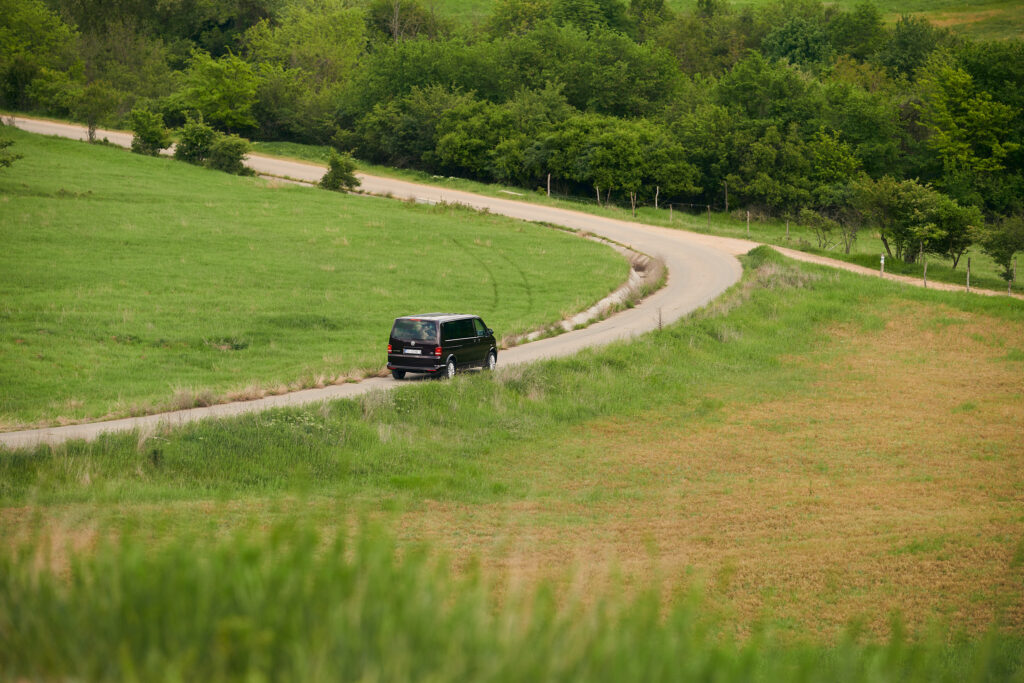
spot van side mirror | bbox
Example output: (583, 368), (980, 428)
(487, 329), (493, 336)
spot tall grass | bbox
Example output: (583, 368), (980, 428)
(1, 521), (1020, 682)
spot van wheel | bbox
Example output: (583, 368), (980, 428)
(391, 369), (406, 380)
(444, 358), (456, 379)
(485, 351), (497, 371)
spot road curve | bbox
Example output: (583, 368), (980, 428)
(1, 118), (748, 449)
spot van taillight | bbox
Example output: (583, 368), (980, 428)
(387, 344), (392, 353)
(434, 347), (442, 356)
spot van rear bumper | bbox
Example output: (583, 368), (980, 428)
(387, 356), (444, 373)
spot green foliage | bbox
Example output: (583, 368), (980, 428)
(365, 0), (450, 43)
(485, 0), (554, 35)
(978, 214), (1024, 285)
(827, 1), (885, 61)
(762, 15), (833, 65)
(849, 174), (980, 264)
(0, 136), (21, 170)
(915, 51), (1021, 212)
(243, 0), (366, 85)
(876, 14), (950, 78)
(173, 117), (217, 164)
(0, 0), (78, 109)
(129, 106), (171, 156)
(172, 51), (260, 134)
(319, 150), (360, 191)
(74, 80), (123, 142)
(206, 132), (253, 175)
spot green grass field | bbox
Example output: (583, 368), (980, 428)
(4, 249), (1022, 664)
(0, 129), (627, 428)
(434, 0), (1024, 40)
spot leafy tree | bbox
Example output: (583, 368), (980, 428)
(977, 215), (1024, 290)
(828, 1), (885, 62)
(715, 52), (824, 134)
(486, 0), (554, 36)
(875, 15), (948, 79)
(727, 124), (816, 214)
(365, 0), (448, 43)
(914, 52), (1020, 211)
(0, 0), (78, 109)
(130, 106), (172, 155)
(243, 1), (366, 86)
(0, 136), (22, 171)
(74, 80), (122, 142)
(762, 16), (832, 65)
(206, 133), (253, 175)
(75, 18), (175, 102)
(350, 86), (478, 169)
(820, 62), (905, 176)
(849, 175), (975, 263)
(799, 207), (838, 249)
(552, 0), (629, 32)
(627, 0), (672, 41)
(319, 151), (360, 192)
(172, 51), (260, 134)
(174, 117), (218, 164)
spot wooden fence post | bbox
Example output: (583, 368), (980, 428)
(966, 256), (971, 292)
(746, 210), (750, 238)
(921, 243), (927, 288)
(707, 204), (711, 231)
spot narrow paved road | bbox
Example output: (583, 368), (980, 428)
(2, 117), (1011, 449)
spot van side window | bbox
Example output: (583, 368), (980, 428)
(473, 318), (486, 336)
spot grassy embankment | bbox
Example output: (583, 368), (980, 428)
(253, 139), (1021, 295)
(431, 0), (1024, 41)
(0, 128), (627, 429)
(3, 248), (1022, 679)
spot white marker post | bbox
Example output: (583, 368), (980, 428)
(880, 254), (885, 276)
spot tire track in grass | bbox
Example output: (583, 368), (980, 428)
(449, 236), (499, 312)
(495, 247), (534, 318)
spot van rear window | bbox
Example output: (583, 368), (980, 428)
(392, 319), (437, 342)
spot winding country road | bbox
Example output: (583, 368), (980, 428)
(0, 117), (1004, 449)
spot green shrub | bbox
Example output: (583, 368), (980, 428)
(173, 117), (216, 165)
(0, 136), (21, 170)
(206, 132), (253, 175)
(129, 107), (171, 156)
(319, 150), (360, 192)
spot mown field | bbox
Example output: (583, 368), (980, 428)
(0, 128), (627, 429)
(3, 248), (1022, 679)
(434, 0), (1024, 40)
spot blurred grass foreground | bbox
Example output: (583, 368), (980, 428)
(1, 522), (1022, 683)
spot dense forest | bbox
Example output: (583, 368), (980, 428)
(2, 0), (1023, 271)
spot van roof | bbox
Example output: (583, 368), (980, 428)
(396, 313), (476, 322)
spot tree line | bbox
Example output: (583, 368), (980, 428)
(2, 0), (1023, 279)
